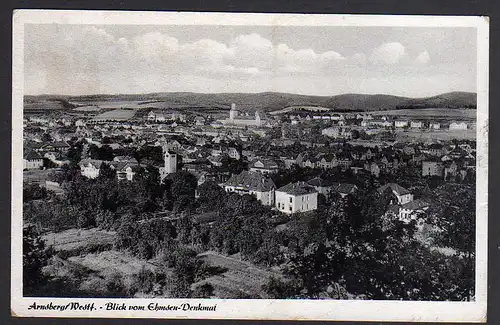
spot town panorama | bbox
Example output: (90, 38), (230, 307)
(22, 90), (476, 301)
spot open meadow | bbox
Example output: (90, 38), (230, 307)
(195, 251), (282, 298)
(370, 108), (476, 119)
(395, 129), (476, 141)
(92, 108), (138, 121)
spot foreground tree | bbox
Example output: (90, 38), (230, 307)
(23, 225), (52, 296)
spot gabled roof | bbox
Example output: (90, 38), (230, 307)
(401, 199), (429, 211)
(429, 143), (444, 149)
(377, 183), (411, 196)
(24, 150), (42, 160)
(306, 177), (334, 188)
(78, 159), (105, 169)
(277, 182), (317, 196)
(224, 170), (275, 192)
(331, 182), (357, 194)
(43, 141), (70, 149)
(252, 159), (279, 169)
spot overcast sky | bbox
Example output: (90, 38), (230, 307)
(24, 24), (477, 97)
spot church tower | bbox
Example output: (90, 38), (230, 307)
(255, 111), (262, 126)
(164, 150), (177, 174)
(229, 103), (238, 121)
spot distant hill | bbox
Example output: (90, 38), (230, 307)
(24, 91), (476, 112)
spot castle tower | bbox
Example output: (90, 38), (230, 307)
(229, 103), (238, 121)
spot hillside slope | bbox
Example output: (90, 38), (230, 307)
(24, 91), (476, 112)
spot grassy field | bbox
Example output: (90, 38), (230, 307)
(370, 108), (476, 119)
(23, 169), (53, 183)
(395, 129), (476, 141)
(195, 251), (281, 298)
(71, 100), (146, 109)
(41, 227), (160, 297)
(72, 105), (102, 112)
(92, 108), (138, 121)
(42, 227), (116, 251)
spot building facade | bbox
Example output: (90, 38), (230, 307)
(275, 182), (318, 214)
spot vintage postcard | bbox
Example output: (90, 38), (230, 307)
(12, 10), (488, 321)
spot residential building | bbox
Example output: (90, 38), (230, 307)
(306, 177), (333, 197)
(23, 151), (44, 170)
(331, 183), (358, 198)
(429, 122), (441, 130)
(275, 182), (318, 214)
(44, 152), (69, 167)
(410, 121), (423, 128)
(222, 170), (276, 206)
(377, 183), (413, 204)
(398, 199), (430, 223)
(422, 161), (444, 177)
(449, 121), (468, 130)
(394, 120), (409, 128)
(228, 147), (241, 160)
(195, 116), (206, 126)
(115, 163), (139, 181)
(250, 159), (279, 174)
(428, 143), (445, 156)
(79, 159), (105, 179)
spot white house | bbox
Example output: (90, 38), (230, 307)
(78, 159), (105, 179)
(275, 182), (318, 214)
(378, 183), (413, 205)
(195, 116), (206, 126)
(44, 152), (69, 167)
(250, 159), (279, 174)
(23, 151), (44, 170)
(398, 199), (430, 223)
(394, 120), (409, 128)
(116, 164), (139, 181)
(410, 121), (423, 128)
(422, 161), (444, 177)
(321, 127), (340, 138)
(222, 170), (276, 206)
(228, 147), (241, 160)
(429, 122), (441, 130)
(449, 121), (468, 130)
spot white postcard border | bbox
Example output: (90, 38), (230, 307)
(11, 10), (489, 322)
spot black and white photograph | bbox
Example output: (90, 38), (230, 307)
(12, 10), (488, 321)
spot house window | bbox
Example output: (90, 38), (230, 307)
(289, 206), (292, 212)
(289, 197), (292, 203)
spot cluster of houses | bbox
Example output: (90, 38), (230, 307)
(218, 168), (428, 223)
(23, 103), (475, 226)
(287, 112), (470, 131)
(79, 156), (141, 181)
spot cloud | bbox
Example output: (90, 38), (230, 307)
(24, 26), (475, 96)
(369, 42), (406, 65)
(415, 50), (431, 64)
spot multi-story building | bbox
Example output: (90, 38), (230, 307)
(378, 183), (413, 204)
(449, 121), (468, 130)
(78, 159), (105, 179)
(250, 159), (279, 174)
(222, 170), (276, 206)
(275, 182), (318, 214)
(422, 161), (444, 177)
(23, 151), (44, 170)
